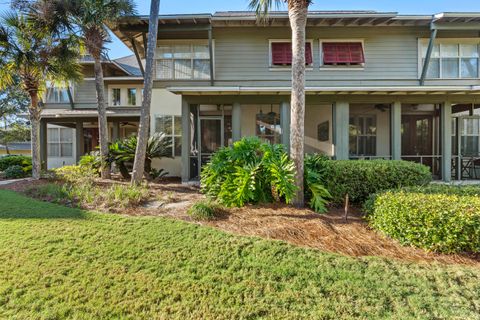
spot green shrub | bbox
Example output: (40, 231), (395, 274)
(54, 165), (97, 183)
(79, 152), (102, 174)
(306, 156), (432, 205)
(188, 200), (222, 221)
(4, 165), (26, 179)
(367, 187), (480, 253)
(201, 137), (297, 207)
(0, 155), (31, 171)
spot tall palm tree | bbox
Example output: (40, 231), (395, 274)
(67, 0), (136, 179)
(249, 0), (312, 206)
(0, 10), (82, 179)
(131, 0), (160, 185)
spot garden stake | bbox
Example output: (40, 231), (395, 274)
(344, 194), (349, 221)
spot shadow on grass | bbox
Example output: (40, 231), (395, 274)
(0, 190), (86, 220)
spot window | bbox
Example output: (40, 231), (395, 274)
(270, 41), (313, 67)
(256, 111), (281, 144)
(421, 42), (479, 79)
(127, 88), (137, 106)
(45, 85), (71, 103)
(156, 43), (211, 80)
(349, 115), (376, 156)
(321, 42), (365, 66)
(112, 88), (121, 106)
(155, 115), (182, 157)
(48, 127), (73, 157)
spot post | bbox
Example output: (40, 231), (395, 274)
(333, 102), (349, 160)
(181, 98), (190, 183)
(391, 101), (402, 160)
(39, 119), (48, 170)
(232, 102), (241, 142)
(75, 121), (84, 162)
(441, 101), (452, 182)
(112, 120), (120, 142)
(280, 101), (291, 152)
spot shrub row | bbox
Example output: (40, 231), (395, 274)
(306, 157), (432, 205)
(0, 155), (32, 179)
(366, 185), (480, 253)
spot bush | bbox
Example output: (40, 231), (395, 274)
(79, 152), (102, 174)
(4, 165), (26, 179)
(201, 137), (297, 207)
(367, 186), (480, 253)
(0, 155), (31, 172)
(305, 156), (432, 205)
(187, 200), (223, 221)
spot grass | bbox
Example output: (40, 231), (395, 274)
(0, 190), (479, 319)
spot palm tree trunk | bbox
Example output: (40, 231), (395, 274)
(28, 91), (41, 179)
(289, 4), (307, 207)
(131, 0), (160, 185)
(93, 56), (111, 179)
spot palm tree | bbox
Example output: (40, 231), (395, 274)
(0, 10), (82, 179)
(67, 0), (136, 179)
(131, 0), (160, 185)
(249, 0), (312, 206)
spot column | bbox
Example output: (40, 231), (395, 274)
(441, 101), (452, 182)
(280, 101), (291, 152)
(390, 101), (402, 160)
(181, 98), (190, 183)
(75, 121), (84, 162)
(332, 102), (349, 160)
(112, 120), (120, 141)
(232, 102), (241, 142)
(39, 119), (48, 170)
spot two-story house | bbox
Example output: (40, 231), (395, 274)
(40, 11), (480, 182)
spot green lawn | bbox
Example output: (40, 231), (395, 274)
(0, 190), (479, 319)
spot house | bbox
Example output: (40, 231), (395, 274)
(0, 142), (31, 156)
(40, 11), (480, 182)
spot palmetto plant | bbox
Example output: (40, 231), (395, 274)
(249, 0), (313, 207)
(0, 7), (82, 179)
(66, 0), (136, 179)
(108, 132), (172, 179)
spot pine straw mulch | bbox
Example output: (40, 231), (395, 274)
(1, 179), (479, 267)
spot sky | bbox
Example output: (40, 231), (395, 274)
(1, 0), (480, 58)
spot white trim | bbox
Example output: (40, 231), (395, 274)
(268, 39), (314, 70)
(84, 77), (144, 81)
(319, 39), (366, 70)
(107, 84), (143, 107)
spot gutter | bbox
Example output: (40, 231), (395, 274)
(419, 16), (437, 86)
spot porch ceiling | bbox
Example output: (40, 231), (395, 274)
(167, 86), (480, 96)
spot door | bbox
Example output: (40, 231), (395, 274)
(199, 117), (223, 168)
(401, 115), (433, 156)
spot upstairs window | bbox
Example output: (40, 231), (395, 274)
(45, 83), (72, 103)
(270, 41), (313, 67)
(422, 42), (479, 79)
(156, 43), (211, 80)
(321, 42), (365, 66)
(127, 88), (137, 106)
(111, 88), (121, 106)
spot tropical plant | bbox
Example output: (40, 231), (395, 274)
(249, 0), (313, 207)
(66, 0), (136, 179)
(0, 8), (82, 179)
(304, 154), (331, 213)
(108, 132), (172, 179)
(131, 0), (160, 185)
(201, 137), (297, 207)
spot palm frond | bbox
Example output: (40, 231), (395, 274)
(248, 0), (283, 21)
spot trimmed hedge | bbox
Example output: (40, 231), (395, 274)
(4, 165), (26, 179)
(366, 186), (480, 253)
(0, 155), (32, 171)
(313, 159), (432, 205)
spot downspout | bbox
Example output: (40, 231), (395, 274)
(419, 17), (438, 86)
(208, 24), (214, 86)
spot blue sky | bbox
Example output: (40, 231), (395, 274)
(1, 0), (480, 58)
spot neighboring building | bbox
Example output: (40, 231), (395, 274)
(0, 142), (31, 156)
(40, 11), (480, 182)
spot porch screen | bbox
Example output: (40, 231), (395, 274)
(271, 42), (313, 66)
(322, 42), (365, 65)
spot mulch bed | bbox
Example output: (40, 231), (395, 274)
(2, 179), (479, 267)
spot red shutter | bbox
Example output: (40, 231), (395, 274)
(322, 42), (365, 64)
(272, 42), (313, 66)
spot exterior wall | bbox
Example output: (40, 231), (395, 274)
(0, 149), (30, 156)
(150, 89), (182, 177)
(305, 105), (333, 156)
